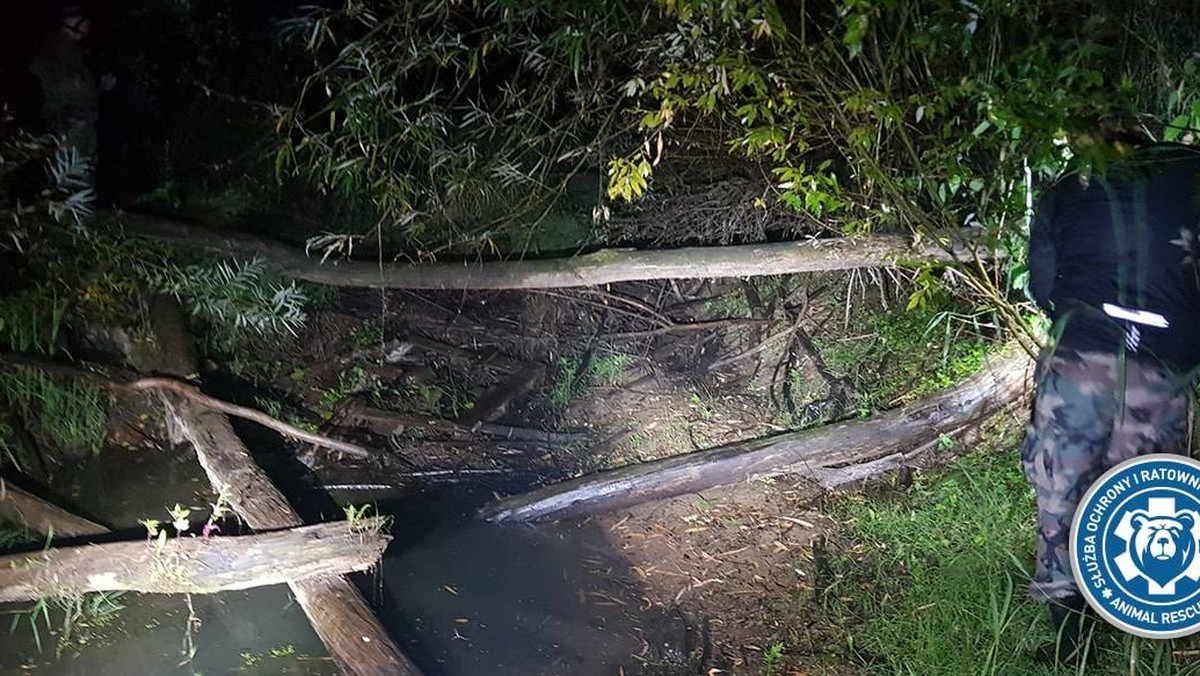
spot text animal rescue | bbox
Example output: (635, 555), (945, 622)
(1079, 466), (1200, 626)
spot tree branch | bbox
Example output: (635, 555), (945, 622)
(481, 345), (1032, 522)
(0, 353), (376, 460)
(115, 212), (990, 290)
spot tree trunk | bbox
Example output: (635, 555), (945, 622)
(0, 519), (388, 603)
(481, 346), (1033, 522)
(144, 298), (421, 676)
(0, 480), (108, 538)
(117, 213), (986, 290)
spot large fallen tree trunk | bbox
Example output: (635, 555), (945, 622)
(0, 519), (388, 603)
(0, 480), (108, 538)
(117, 213), (986, 290)
(481, 345), (1033, 522)
(144, 298), (420, 676)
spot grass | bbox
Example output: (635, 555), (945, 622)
(6, 592), (125, 657)
(828, 447), (1200, 676)
(816, 298), (991, 410)
(0, 367), (107, 456)
(0, 289), (68, 354)
(549, 352), (633, 407)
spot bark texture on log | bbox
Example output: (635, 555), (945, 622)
(118, 214), (984, 290)
(481, 346), (1033, 522)
(145, 298), (420, 676)
(0, 519), (388, 603)
(0, 481), (108, 538)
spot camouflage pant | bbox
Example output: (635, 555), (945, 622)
(1021, 349), (1193, 601)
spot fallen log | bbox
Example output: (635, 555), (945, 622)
(0, 519), (388, 603)
(481, 345), (1033, 521)
(808, 451), (910, 489)
(0, 480), (108, 538)
(144, 298), (420, 676)
(117, 213), (987, 290)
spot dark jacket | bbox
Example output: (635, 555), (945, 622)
(1028, 144), (1200, 372)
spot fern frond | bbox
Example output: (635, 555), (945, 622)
(150, 257), (309, 338)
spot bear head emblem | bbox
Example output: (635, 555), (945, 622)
(1130, 510), (1198, 588)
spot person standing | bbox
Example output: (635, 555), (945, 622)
(1023, 139), (1200, 659)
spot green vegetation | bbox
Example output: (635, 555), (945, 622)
(4, 2), (1200, 672)
(350, 318), (385, 353)
(703, 293), (752, 319)
(830, 447), (1200, 675)
(549, 353), (634, 407)
(817, 297), (991, 409)
(688, 391), (715, 421)
(762, 641), (786, 676)
(0, 367), (107, 456)
(343, 503), (391, 536)
(275, 1), (637, 254)
(238, 643), (311, 674)
(240, 650), (262, 667)
(0, 289), (68, 355)
(7, 592), (125, 657)
(408, 379), (474, 419)
(254, 395), (321, 434)
(315, 365), (367, 420)
(588, 353), (633, 387)
(269, 0), (1200, 350)
(0, 520), (36, 550)
(549, 358), (584, 408)
(150, 257), (308, 342)
(831, 449), (1044, 674)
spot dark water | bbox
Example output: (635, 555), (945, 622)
(376, 488), (693, 675)
(0, 450), (694, 675)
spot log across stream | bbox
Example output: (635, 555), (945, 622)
(0, 307), (1031, 673)
(0, 451), (692, 675)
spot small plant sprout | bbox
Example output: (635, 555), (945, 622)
(139, 518), (162, 540)
(344, 503), (373, 528)
(202, 488), (232, 537)
(763, 641), (785, 675)
(343, 503), (390, 535)
(168, 504), (192, 535)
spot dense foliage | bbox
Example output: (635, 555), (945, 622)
(3, 0), (1196, 462)
(278, 0), (1200, 244)
(272, 0), (1200, 347)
